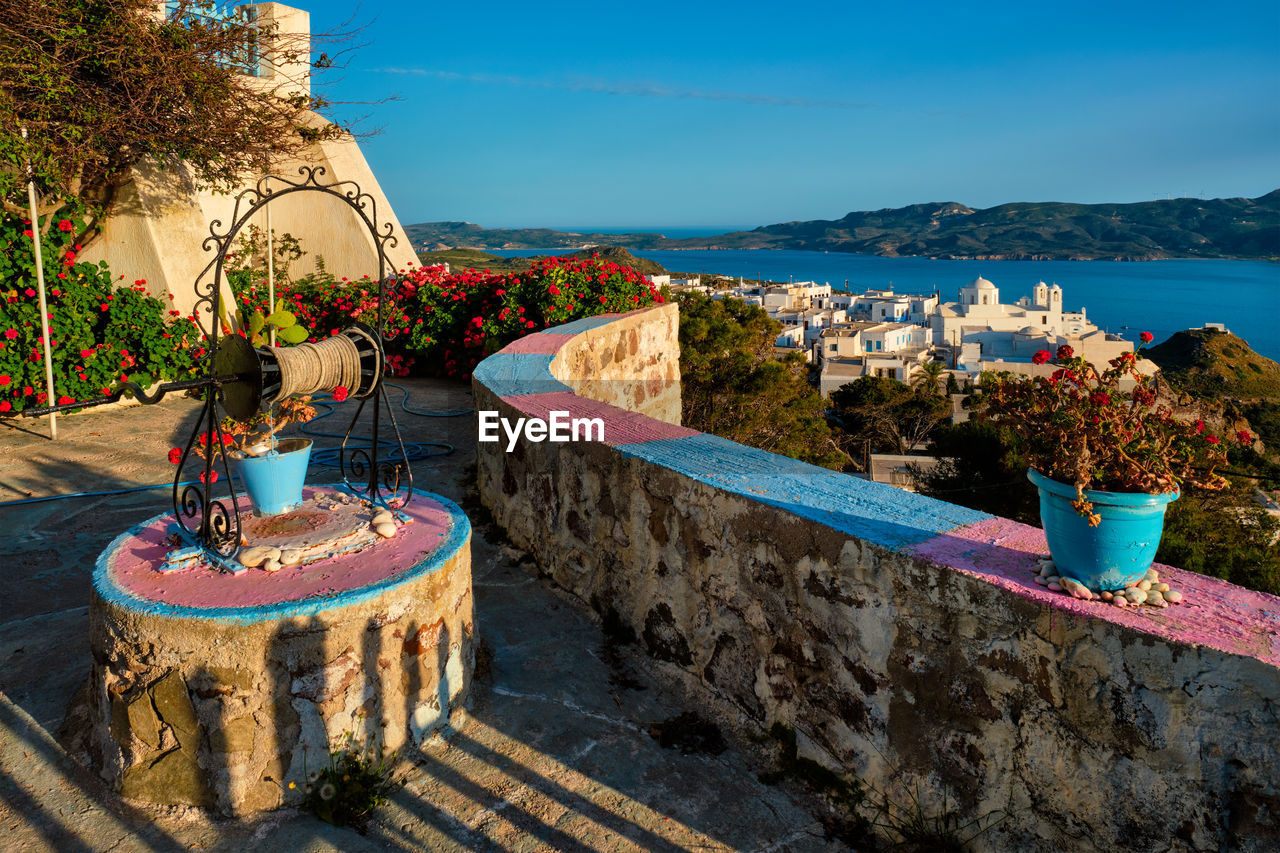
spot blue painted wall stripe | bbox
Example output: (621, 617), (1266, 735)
(472, 353), (571, 398)
(615, 433), (991, 551)
(94, 490), (472, 625)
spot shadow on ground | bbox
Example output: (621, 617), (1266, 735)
(0, 379), (845, 852)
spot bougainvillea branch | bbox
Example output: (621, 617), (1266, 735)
(0, 0), (366, 245)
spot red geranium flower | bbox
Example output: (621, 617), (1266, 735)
(58, 220), (73, 232)
(1237, 430), (1252, 444)
(1032, 349), (1051, 365)
(332, 385), (349, 402)
(1206, 435), (1219, 445)
(0, 401), (9, 412)
(1056, 345), (1074, 359)
(168, 447), (183, 464)
(1139, 331), (1154, 344)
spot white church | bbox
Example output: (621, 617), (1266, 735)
(930, 276), (1145, 378)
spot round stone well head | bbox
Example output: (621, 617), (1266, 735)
(77, 485), (474, 815)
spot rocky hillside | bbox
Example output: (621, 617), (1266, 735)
(1148, 328), (1280, 456)
(1147, 328), (1280, 401)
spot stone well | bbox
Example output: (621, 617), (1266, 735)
(74, 486), (473, 815)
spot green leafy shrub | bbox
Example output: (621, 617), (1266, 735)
(0, 210), (204, 414)
(677, 292), (849, 470)
(300, 728), (402, 828)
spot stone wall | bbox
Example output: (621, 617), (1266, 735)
(474, 305), (1280, 852)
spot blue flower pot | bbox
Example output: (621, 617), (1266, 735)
(1028, 468), (1177, 591)
(232, 438), (312, 517)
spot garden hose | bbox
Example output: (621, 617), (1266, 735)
(0, 383), (473, 508)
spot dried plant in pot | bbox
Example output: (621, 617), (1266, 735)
(168, 303), (346, 516)
(981, 337), (1243, 591)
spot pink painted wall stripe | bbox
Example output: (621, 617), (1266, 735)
(499, 333), (577, 355)
(109, 488), (458, 610)
(907, 517), (1280, 667)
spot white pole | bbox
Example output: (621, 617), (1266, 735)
(22, 127), (57, 440)
(266, 193), (275, 346)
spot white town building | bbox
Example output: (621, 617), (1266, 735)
(929, 277), (1144, 380)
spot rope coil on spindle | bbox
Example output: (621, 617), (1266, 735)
(268, 327), (376, 399)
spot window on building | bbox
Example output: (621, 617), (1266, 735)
(1042, 316), (1047, 324)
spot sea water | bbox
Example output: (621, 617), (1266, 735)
(495, 248), (1279, 360)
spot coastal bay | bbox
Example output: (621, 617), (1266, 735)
(495, 249), (1280, 360)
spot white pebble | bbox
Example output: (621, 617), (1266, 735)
(1153, 583), (1170, 593)
(1060, 577), (1092, 600)
(240, 546), (281, 568)
(372, 510), (394, 526)
(1124, 589), (1145, 604)
(262, 559), (281, 573)
(1101, 591), (1113, 601)
(1138, 580), (1152, 591)
(1047, 576), (1061, 586)
(1047, 583), (1063, 592)
(279, 549), (302, 566)
(375, 522), (397, 539)
(1145, 568), (1159, 582)
(1034, 576), (1049, 586)
(1145, 590), (1166, 607)
(1163, 590), (1183, 604)
(1113, 597), (1128, 607)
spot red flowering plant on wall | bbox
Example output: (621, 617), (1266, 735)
(981, 340), (1235, 524)
(0, 206), (205, 415)
(398, 253), (664, 378)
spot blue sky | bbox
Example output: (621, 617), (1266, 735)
(299, 0), (1279, 230)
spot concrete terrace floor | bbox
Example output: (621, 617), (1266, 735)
(0, 378), (846, 853)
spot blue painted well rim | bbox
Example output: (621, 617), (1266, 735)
(1027, 468), (1179, 508)
(94, 486), (471, 625)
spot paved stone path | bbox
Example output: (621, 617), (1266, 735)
(0, 379), (842, 852)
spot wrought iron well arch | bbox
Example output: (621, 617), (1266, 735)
(174, 165), (415, 562)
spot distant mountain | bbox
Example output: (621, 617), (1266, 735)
(416, 245), (669, 276)
(404, 221), (671, 252)
(407, 191), (1280, 261)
